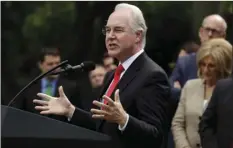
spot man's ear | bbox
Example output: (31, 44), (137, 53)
(135, 30), (143, 43)
(198, 27), (203, 39)
(222, 32), (226, 39)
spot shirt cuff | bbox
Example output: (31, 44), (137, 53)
(118, 114), (129, 131)
(67, 109), (75, 121)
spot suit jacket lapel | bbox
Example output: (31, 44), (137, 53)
(98, 71), (115, 101)
(118, 53), (145, 94)
(196, 79), (205, 116)
(95, 71), (114, 130)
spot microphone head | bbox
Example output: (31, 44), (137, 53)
(82, 61), (96, 71)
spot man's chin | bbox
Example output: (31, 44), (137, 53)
(47, 75), (59, 79)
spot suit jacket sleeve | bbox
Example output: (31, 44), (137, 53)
(199, 83), (219, 148)
(120, 70), (171, 146)
(69, 107), (96, 130)
(171, 82), (191, 148)
(69, 72), (113, 131)
(170, 57), (183, 87)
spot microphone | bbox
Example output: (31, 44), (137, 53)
(50, 61), (95, 75)
(7, 60), (69, 107)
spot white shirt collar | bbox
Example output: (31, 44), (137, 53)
(120, 49), (144, 77)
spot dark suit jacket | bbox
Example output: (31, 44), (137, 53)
(79, 86), (102, 111)
(170, 53), (198, 88)
(69, 53), (175, 148)
(13, 77), (76, 121)
(199, 77), (233, 148)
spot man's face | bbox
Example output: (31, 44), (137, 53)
(199, 18), (226, 43)
(103, 57), (117, 72)
(104, 10), (138, 61)
(39, 55), (61, 79)
(89, 66), (106, 88)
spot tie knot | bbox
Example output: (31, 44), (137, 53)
(115, 64), (124, 76)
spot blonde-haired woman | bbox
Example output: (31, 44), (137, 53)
(171, 38), (232, 148)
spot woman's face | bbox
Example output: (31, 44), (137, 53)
(200, 55), (217, 83)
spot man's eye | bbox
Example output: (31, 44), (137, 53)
(115, 28), (124, 32)
(105, 29), (110, 33)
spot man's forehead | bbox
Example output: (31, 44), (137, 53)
(44, 55), (60, 62)
(91, 67), (106, 74)
(106, 11), (131, 27)
(203, 18), (224, 30)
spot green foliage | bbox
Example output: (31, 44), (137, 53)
(220, 1), (233, 13)
(2, 1), (233, 93)
(22, 2), (75, 50)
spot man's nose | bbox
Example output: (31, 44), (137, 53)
(208, 31), (213, 37)
(107, 31), (116, 39)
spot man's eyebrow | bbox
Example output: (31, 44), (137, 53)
(105, 25), (125, 28)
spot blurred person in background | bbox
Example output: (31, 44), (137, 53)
(199, 44), (233, 148)
(77, 64), (107, 111)
(170, 14), (228, 89)
(168, 16), (228, 147)
(13, 47), (76, 121)
(178, 41), (199, 58)
(172, 38), (232, 148)
(103, 52), (117, 72)
(89, 64), (107, 89)
(172, 41), (200, 89)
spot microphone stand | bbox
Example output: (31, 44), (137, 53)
(7, 60), (69, 106)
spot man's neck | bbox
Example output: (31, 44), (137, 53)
(45, 77), (57, 82)
(118, 46), (142, 63)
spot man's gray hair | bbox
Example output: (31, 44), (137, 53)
(114, 3), (148, 49)
(202, 14), (227, 33)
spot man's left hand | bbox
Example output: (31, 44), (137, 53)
(91, 89), (127, 127)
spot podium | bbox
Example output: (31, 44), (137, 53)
(1, 105), (112, 148)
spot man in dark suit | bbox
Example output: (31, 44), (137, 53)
(170, 14), (228, 89)
(199, 76), (233, 148)
(33, 3), (175, 148)
(102, 52), (117, 72)
(13, 48), (76, 121)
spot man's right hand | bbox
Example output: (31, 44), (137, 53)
(33, 86), (75, 119)
(174, 81), (181, 89)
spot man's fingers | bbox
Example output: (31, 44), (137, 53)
(93, 100), (111, 110)
(40, 110), (51, 115)
(90, 108), (109, 115)
(114, 89), (120, 102)
(37, 93), (54, 101)
(58, 86), (66, 98)
(92, 114), (105, 119)
(35, 106), (49, 111)
(102, 95), (114, 106)
(33, 99), (49, 106)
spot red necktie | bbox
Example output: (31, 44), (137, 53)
(103, 64), (124, 105)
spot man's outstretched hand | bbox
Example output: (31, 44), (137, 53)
(91, 89), (128, 127)
(33, 86), (75, 119)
